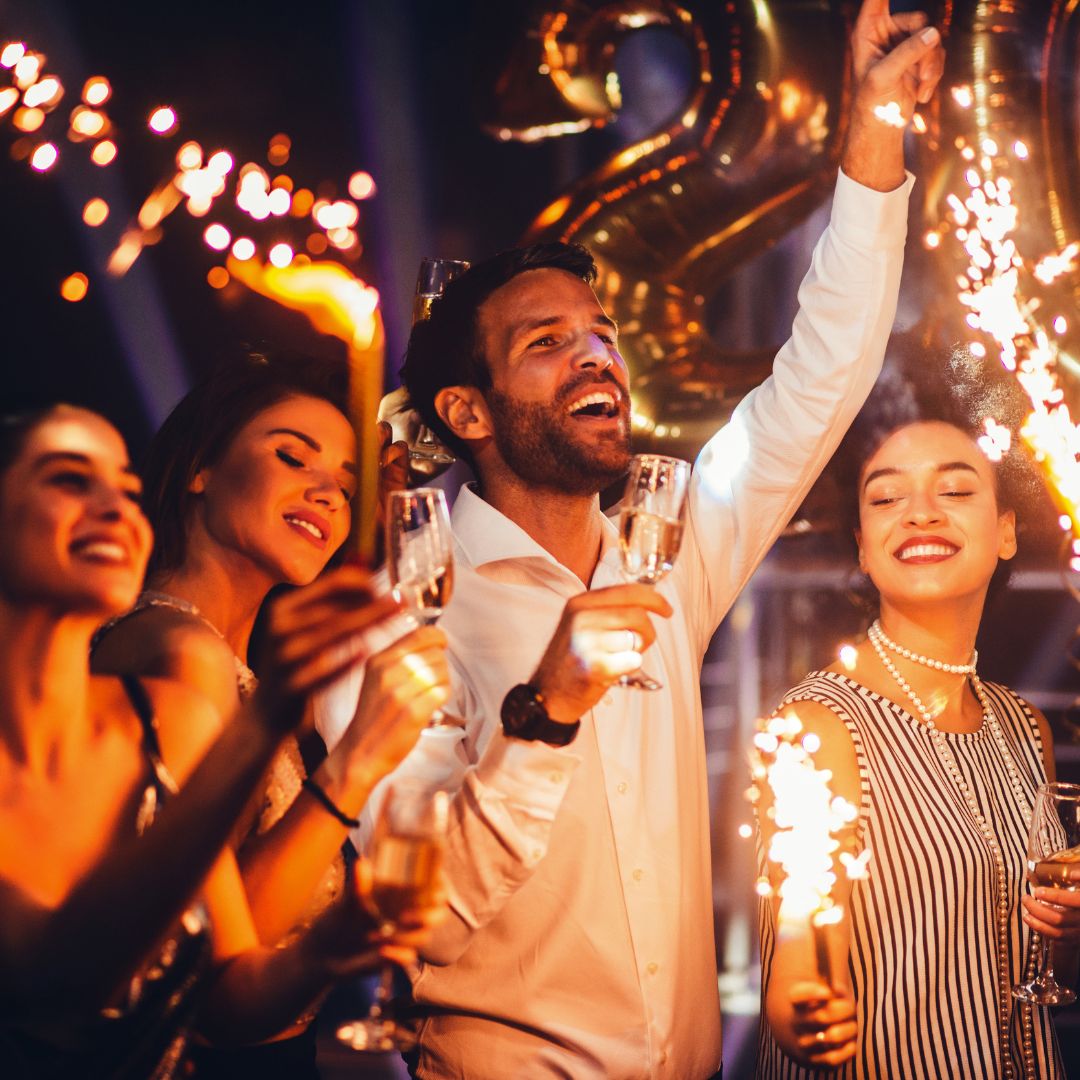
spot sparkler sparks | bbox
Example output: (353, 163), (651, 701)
(748, 709), (868, 985)
(940, 134), (1080, 536)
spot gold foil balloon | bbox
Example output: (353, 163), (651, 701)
(485, 0), (852, 457)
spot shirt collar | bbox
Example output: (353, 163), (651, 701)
(452, 482), (620, 575)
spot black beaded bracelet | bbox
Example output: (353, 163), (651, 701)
(302, 777), (360, 829)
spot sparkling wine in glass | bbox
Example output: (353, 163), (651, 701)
(616, 453), (691, 691)
(386, 488), (454, 725)
(337, 779), (449, 1054)
(1013, 781), (1080, 1006)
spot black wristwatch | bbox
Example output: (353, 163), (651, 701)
(500, 683), (580, 747)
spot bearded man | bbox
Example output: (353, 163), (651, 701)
(318, 3), (944, 1076)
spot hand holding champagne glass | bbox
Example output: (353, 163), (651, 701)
(386, 487), (454, 726)
(1013, 781), (1080, 1006)
(617, 454), (691, 691)
(338, 778), (449, 1053)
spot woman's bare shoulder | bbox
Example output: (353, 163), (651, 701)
(93, 606), (240, 716)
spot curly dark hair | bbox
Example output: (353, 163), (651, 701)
(832, 344), (1045, 606)
(399, 242), (598, 468)
(142, 350), (349, 578)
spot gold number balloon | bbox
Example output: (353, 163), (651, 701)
(485, 0), (852, 457)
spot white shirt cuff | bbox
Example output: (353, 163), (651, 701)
(832, 167), (915, 250)
(473, 731), (581, 820)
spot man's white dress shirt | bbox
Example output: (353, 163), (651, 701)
(317, 169), (913, 1079)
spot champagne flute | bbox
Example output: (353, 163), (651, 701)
(616, 453), (691, 691)
(409, 257), (469, 475)
(337, 778), (449, 1053)
(386, 487), (454, 725)
(1013, 781), (1080, 1005)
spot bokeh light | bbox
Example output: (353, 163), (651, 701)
(204, 223), (231, 250)
(82, 76), (111, 106)
(29, 141), (58, 170)
(231, 236), (256, 261)
(148, 106), (176, 134)
(60, 272), (88, 302)
(268, 242), (293, 267)
(348, 171), (376, 200)
(206, 266), (230, 289)
(90, 139), (117, 166)
(82, 197), (109, 226)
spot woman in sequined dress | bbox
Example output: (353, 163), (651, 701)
(756, 358), (1079, 1079)
(0, 405), (438, 1079)
(91, 355), (450, 1075)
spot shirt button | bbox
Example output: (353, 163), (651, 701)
(549, 771), (563, 785)
(531, 848), (543, 862)
(617, 781), (628, 795)
(632, 868), (644, 882)
(603, 694), (614, 707)
(646, 961), (659, 975)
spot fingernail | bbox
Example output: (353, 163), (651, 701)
(920, 26), (940, 44)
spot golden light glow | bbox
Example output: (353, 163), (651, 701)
(231, 237), (256, 261)
(13, 106), (45, 132)
(748, 708), (867, 938)
(82, 76), (111, 106)
(0, 87), (20, 116)
(148, 105), (177, 134)
(306, 232), (328, 255)
(872, 101), (906, 128)
(291, 187), (314, 217)
(176, 141), (203, 170)
(24, 76), (62, 109)
(203, 223), (231, 250)
(70, 106), (107, 139)
(268, 242), (294, 268)
(206, 266), (230, 289)
(82, 197), (109, 226)
(60, 272), (88, 302)
(1, 42), (26, 68)
(14, 53), (42, 89)
(838, 644), (857, 671)
(267, 186), (291, 216)
(941, 134), (1080, 535)
(348, 170), (376, 200)
(268, 132), (290, 166)
(29, 141), (58, 171)
(951, 84), (974, 109)
(90, 139), (117, 166)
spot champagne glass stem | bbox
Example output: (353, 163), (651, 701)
(370, 962), (395, 1020)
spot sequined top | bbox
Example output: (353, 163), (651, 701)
(2, 676), (212, 1080)
(94, 591), (345, 939)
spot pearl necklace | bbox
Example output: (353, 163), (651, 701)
(867, 621), (1035, 1080)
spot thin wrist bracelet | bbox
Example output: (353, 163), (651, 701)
(302, 777), (360, 829)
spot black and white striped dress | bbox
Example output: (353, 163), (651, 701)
(757, 672), (1064, 1079)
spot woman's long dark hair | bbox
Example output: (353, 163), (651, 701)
(143, 352), (348, 579)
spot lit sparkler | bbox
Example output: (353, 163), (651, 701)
(938, 134), (1080, 537)
(747, 709), (869, 989)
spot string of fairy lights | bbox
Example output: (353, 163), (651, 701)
(0, 38), (377, 304)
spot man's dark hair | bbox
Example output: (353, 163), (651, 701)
(143, 350), (348, 579)
(832, 342), (1043, 606)
(400, 242), (598, 468)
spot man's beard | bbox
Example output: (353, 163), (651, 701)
(485, 387), (631, 496)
